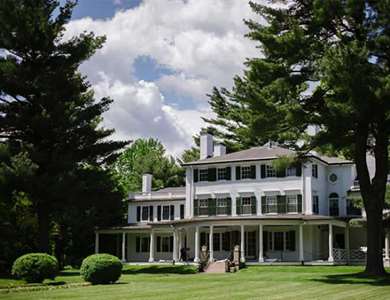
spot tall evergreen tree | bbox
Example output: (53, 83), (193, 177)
(208, 1), (390, 275)
(0, 0), (127, 252)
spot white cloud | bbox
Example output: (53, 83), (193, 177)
(65, 0), (262, 156)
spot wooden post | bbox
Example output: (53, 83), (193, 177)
(258, 224), (264, 262)
(95, 232), (99, 254)
(328, 224), (334, 262)
(299, 224), (304, 262)
(149, 230), (155, 262)
(209, 225), (214, 262)
(194, 226), (200, 263)
(121, 232), (126, 262)
(240, 225), (245, 263)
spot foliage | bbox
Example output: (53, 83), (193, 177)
(113, 138), (184, 193)
(206, 0), (390, 275)
(11, 253), (58, 283)
(272, 155), (297, 173)
(80, 254), (122, 284)
(180, 147), (200, 163)
(0, 0), (128, 254)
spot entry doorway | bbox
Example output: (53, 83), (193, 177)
(245, 231), (256, 259)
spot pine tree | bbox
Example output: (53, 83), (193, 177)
(0, 0), (128, 252)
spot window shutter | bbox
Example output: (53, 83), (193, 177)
(157, 236), (161, 252)
(296, 163), (302, 177)
(157, 205), (161, 221)
(170, 205), (175, 220)
(236, 166), (241, 180)
(194, 199), (199, 216)
(208, 168), (216, 181)
(288, 231), (296, 251)
(297, 194), (302, 213)
(250, 165), (256, 179)
(194, 169), (199, 182)
(136, 236), (140, 253)
(208, 198), (216, 215)
(236, 197), (241, 215)
(170, 236), (173, 252)
(276, 168), (286, 177)
(261, 165), (266, 178)
(180, 204), (185, 219)
(136, 206), (141, 222)
(277, 195), (286, 214)
(149, 206), (154, 221)
(226, 167), (231, 180)
(251, 196), (257, 214)
(261, 196), (266, 214)
(227, 197), (232, 215)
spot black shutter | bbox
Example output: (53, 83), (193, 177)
(251, 196), (257, 214)
(250, 165), (256, 179)
(157, 205), (161, 221)
(208, 198), (216, 215)
(296, 163), (302, 177)
(208, 168), (216, 181)
(157, 236), (161, 252)
(194, 199), (199, 216)
(277, 195), (286, 214)
(261, 165), (266, 178)
(227, 197), (232, 215)
(149, 206), (154, 221)
(180, 204), (185, 219)
(288, 231), (296, 251)
(226, 167), (231, 180)
(236, 166), (241, 180)
(170, 205), (175, 220)
(170, 236), (173, 252)
(236, 197), (241, 215)
(297, 194), (303, 213)
(261, 196), (267, 214)
(136, 236), (140, 253)
(136, 206), (141, 222)
(194, 169), (199, 182)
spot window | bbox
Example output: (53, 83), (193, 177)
(199, 199), (208, 216)
(216, 198), (228, 215)
(266, 165), (276, 177)
(329, 193), (339, 216)
(312, 195), (319, 214)
(136, 236), (150, 253)
(274, 232), (284, 251)
(199, 169), (208, 181)
(329, 173), (338, 183)
(159, 236), (173, 252)
(180, 204), (185, 219)
(217, 168), (227, 180)
(141, 206), (149, 221)
(267, 231), (296, 251)
(213, 233), (221, 251)
(241, 166), (252, 179)
(162, 205), (170, 220)
(241, 197), (252, 215)
(286, 167), (296, 177)
(286, 194), (298, 213)
(312, 164), (318, 178)
(222, 232), (230, 251)
(266, 196), (277, 213)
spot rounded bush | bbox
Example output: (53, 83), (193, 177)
(11, 253), (58, 283)
(80, 254), (122, 284)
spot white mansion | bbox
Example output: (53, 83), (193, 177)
(95, 133), (389, 265)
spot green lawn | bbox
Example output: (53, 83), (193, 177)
(1, 265), (390, 299)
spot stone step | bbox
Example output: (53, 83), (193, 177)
(204, 260), (229, 273)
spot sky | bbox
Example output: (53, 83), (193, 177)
(63, 0), (261, 157)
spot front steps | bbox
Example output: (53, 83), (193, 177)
(204, 260), (229, 273)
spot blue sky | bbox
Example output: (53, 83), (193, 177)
(64, 0), (258, 156)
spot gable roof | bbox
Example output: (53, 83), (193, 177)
(182, 145), (352, 166)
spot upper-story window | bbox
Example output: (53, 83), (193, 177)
(216, 198), (228, 215)
(162, 205), (170, 220)
(241, 197), (252, 215)
(217, 168), (227, 180)
(199, 199), (208, 216)
(266, 165), (276, 177)
(142, 206), (149, 221)
(286, 194), (298, 213)
(241, 166), (252, 179)
(137, 205), (153, 222)
(286, 167), (296, 177)
(265, 195), (278, 213)
(312, 164), (318, 178)
(199, 169), (208, 181)
(312, 195), (319, 214)
(329, 193), (339, 216)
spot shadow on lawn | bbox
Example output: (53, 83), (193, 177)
(122, 265), (197, 275)
(312, 272), (390, 286)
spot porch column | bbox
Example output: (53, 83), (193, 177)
(232, 194), (237, 216)
(148, 230), (155, 262)
(194, 226), (200, 263)
(121, 232), (126, 262)
(385, 231), (390, 261)
(299, 224), (304, 262)
(209, 225), (214, 262)
(258, 224), (264, 262)
(95, 232), (99, 254)
(328, 223), (334, 262)
(173, 229), (178, 262)
(240, 225), (245, 263)
(345, 223), (350, 264)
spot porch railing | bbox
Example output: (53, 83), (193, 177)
(332, 248), (388, 263)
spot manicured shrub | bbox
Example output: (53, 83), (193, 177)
(11, 253), (58, 283)
(80, 254), (122, 284)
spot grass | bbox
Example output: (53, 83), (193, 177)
(1, 265), (390, 299)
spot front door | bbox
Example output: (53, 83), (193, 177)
(245, 231), (256, 259)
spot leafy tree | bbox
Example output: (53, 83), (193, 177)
(208, 1), (390, 275)
(0, 0), (128, 253)
(114, 138), (184, 193)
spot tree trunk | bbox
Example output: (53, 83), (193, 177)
(365, 205), (386, 276)
(37, 206), (50, 253)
